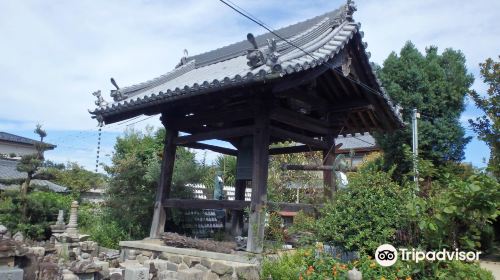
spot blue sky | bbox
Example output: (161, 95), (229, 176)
(0, 0), (497, 171)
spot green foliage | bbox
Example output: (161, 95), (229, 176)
(0, 190), (72, 240)
(468, 55), (500, 178)
(268, 144), (323, 203)
(103, 127), (203, 239)
(78, 204), (128, 249)
(261, 250), (493, 280)
(261, 249), (308, 280)
(375, 42), (473, 180)
(316, 169), (413, 254)
(408, 172), (500, 251)
(265, 212), (285, 243)
(46, 162), (106, 195)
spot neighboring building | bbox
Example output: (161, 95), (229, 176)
(336, 133), (379, 168)
(0, 158), (68, 193)
(0, 131), (56, 158)
(0, 132), (66, 193)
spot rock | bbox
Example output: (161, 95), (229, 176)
(178, 263), (189, 271)
(234, 265), (259, 280)
(177, 268), (205, 280)
(13, 232), (24, 242)
(204, 272), (219, 280)
(140, 250), (152, 257)
(0, 267), (23, 280)
(200, 258), (212, 269)
(124, 266), (149, 280)
(94, 260), (110, 278)
(220, 274), (236, 280)
(136, 254), (149, 265)
(211, 261), (232, 276)
(347, 267), (362, 280)
(145, 259), (177, 272)
(30, 246), (46, 257)
(159, 270), (178, 280)
(169, 255), (183, 264)
(62, 269), (78, 280)
(183, 256), (201, 267)
(194, 264), (208, 272)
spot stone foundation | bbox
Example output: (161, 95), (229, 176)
(120, 240), (260, 280)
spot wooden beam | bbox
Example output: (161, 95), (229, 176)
(164, 199), (249, 210)
(276, 88), (330, 113)
(270, 107), (331, 135)
(272, 65), (330, 93)
(269, 145), (322, 155)
(150, 124), (178, 238)
(174, 126), (254, 145)
(163, 199), (317, 215)
(180, 142), (237, 156)
(270, 126), (330, 149)
(165, 107), (254, 130)
(268, 202), (317, 215)
(323, 135), (335, 199)
(269, 143), (343, 155)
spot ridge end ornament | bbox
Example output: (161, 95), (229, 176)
(109, 77), (126, 101)
(246, 33), (282, 73)
(92, 90), (108, 108)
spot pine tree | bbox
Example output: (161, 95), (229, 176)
(375, 42), (474, 180)
(17, 124), (48, 220)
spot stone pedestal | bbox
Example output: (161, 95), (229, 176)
(0, 267), (23, 280)
(124, 267), (148, 280)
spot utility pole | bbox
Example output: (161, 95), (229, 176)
(412, 108), (420, 190)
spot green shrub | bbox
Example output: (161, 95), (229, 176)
(316, 170), (413, 254)
(408, 172), (500, 251)
(0, 190), (72, 240)
(261, 250), (494, 280)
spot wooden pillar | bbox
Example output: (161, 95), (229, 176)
(230, 179), (246, 236)
(149, 122), (178, 238)
(246, 101), (270, 253)
(323, 135), (336, 199)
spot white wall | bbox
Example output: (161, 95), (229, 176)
(0, 142), (37, 157)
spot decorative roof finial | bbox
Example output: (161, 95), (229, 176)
(246, 33), (281, 72)
(176, 49), (190, 68)
(92, 90), (108, 108)
(344, 0), (357, 22)
(110, 77), (120, 90)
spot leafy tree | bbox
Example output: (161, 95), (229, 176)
(48, 162), (106, 195)
(315, 169), (413, 254)
(375, 42), (473, 180)
(16, 124), (49, 221)
(103, 127), (203, 239)
(468, 56), (500, 178)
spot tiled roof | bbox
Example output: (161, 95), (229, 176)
(0, 132), (56, 149)
(0, 159), (26, 180)
(336, 133), (378, 152)
(0, 180), (68, 193)
(89, 2), (402, 126)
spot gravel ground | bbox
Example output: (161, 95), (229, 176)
(480, 261), (500, 279)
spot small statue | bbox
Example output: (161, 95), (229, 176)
(92, 90), (108, 108)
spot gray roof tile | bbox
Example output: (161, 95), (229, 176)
(90, 3), (402, 127)
(0, 132), (55, 149)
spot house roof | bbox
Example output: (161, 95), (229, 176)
(336, 133), (378, 153)
(89, 2), (402, 128)
(0, 132), (56, 149)
(0, 158), (26, 180)
(0, 159), (68, 193)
